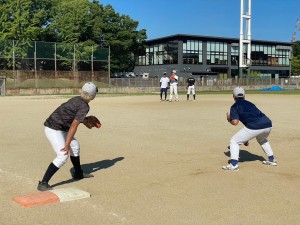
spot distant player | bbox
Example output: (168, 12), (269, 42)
(37, 82), (101, 191)
(159, 72), (170, 101)
(168, 70), (179, 102)
(223, 86), (277, 171)
(186, 74), (196, 101)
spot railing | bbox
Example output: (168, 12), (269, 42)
(1, 70), (299, 95)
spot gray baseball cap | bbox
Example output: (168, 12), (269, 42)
(82, 82), (98, 98)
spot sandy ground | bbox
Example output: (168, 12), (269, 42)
(0, 93), (299, 225)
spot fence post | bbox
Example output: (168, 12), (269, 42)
(34, 41), (38, 89)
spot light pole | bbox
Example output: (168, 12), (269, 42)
(239, 0), (252, 78)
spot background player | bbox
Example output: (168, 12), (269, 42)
(159, 72), (170, 101)
(37, 82), (101, 191)
(168, 70), (179, 102)
(223, 86), (277, 171)
(186, 74), (196, 101)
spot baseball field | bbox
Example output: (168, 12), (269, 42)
(0, 93), (299, 225)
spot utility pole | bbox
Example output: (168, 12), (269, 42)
(292, 19), (300, 42)
(239, 0), (252, 78)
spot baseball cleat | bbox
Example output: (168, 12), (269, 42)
(73, 172), (94, 180)
(222, 163), (239, 171)
(262, 159), (277, 166)
(37, 181), (52, 191)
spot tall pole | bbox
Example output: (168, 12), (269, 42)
(108, 45), (111, 88)
(239, 0), (252, 77)
(91, 45), (94, 81)
(13, 40), (16, 87)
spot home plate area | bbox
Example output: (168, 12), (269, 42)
(12, 187), (91, 208)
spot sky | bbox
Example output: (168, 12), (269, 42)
(99, 0), (300, 43)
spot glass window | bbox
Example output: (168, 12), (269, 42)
(183, 40), (203, 65)
(207, 41), (227, 65)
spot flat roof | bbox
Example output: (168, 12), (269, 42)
(147, 34), (292, 46)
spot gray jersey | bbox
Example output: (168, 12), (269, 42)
(44, 96), (89, 132)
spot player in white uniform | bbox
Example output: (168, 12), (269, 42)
(186, 74), (196, 101)
(168, 70), (179, 102)
(159, 72), (170, 101)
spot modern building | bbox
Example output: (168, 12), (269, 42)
(134, 34), (292, 79)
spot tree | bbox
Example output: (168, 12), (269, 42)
(0, 0), (52, 68)
(0, 0), (147, 73)
(291, 41), (300, 75)
(90, 3), (147, 73)
(0, 0), (51, 41)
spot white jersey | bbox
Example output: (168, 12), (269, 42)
(170, 75), (178, 86)
(160, 77), (170, 88)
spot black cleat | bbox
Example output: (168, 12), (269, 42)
(37, 181), (52, 191)
(73, 172), (94, 180)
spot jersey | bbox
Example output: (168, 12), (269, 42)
(187, 77), (195, 86)
(44, 96), (90, 132)
(160, 77), (170, 88)
(229, 99), (272, 130)
(170, 75), (178, 86)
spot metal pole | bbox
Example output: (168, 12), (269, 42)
(239, 0), (244, 77)
(13, 40), (16, 87)
(108, 45), (111, 88)
(91, 45), (94, 73)
(54, 42), (57, 73)
(247, 0), (251, 77)
(34, 41), (38, 88)
(34, 41), (37, 72)
(91, 45), (94, 81)
(289, 47), (293, 78)
(73, 44), (76, 72)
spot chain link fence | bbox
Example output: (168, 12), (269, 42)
(0, 40), (109, 72)
(1, 70), (299, 95)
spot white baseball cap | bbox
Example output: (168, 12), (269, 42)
(82, 82), (98, 99)
(172, 70), (176, 73)
(233, 86), (245, 98)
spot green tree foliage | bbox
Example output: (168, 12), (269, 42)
(46, 0), (92, 43)
(0, 0), (52, 68)
(0, 0), (147, 73)
(291, 41), (300, 75)
(0, 0), (51, 41)
(99, 4), (147, 72)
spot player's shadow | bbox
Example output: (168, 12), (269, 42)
(224, 150), (265, 163)
(51, 157), (124, 188)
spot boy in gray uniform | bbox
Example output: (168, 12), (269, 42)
(37, 82), (100, 191)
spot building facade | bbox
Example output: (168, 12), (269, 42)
(134, 34), (292, 79)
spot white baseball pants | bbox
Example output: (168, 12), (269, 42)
(187, 85), (195, 95)
(44, 126), (80, 168)
(229, 127), (274, 160)
(169, 85), (178, 101)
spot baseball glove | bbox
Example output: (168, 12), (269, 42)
(83, 116), (101, 129)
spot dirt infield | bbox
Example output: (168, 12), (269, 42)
(0, 94), (299, 225)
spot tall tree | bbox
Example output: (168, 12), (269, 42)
(0, 0), (52, 68)
(0, 0), (148, 72)
(0, 0), (52, 41)
(291, 41), (300, 75)
(99, 4), (147, 72)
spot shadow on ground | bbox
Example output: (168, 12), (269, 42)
(51, 157), (124, 188)
(224, 150), (265, 163)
